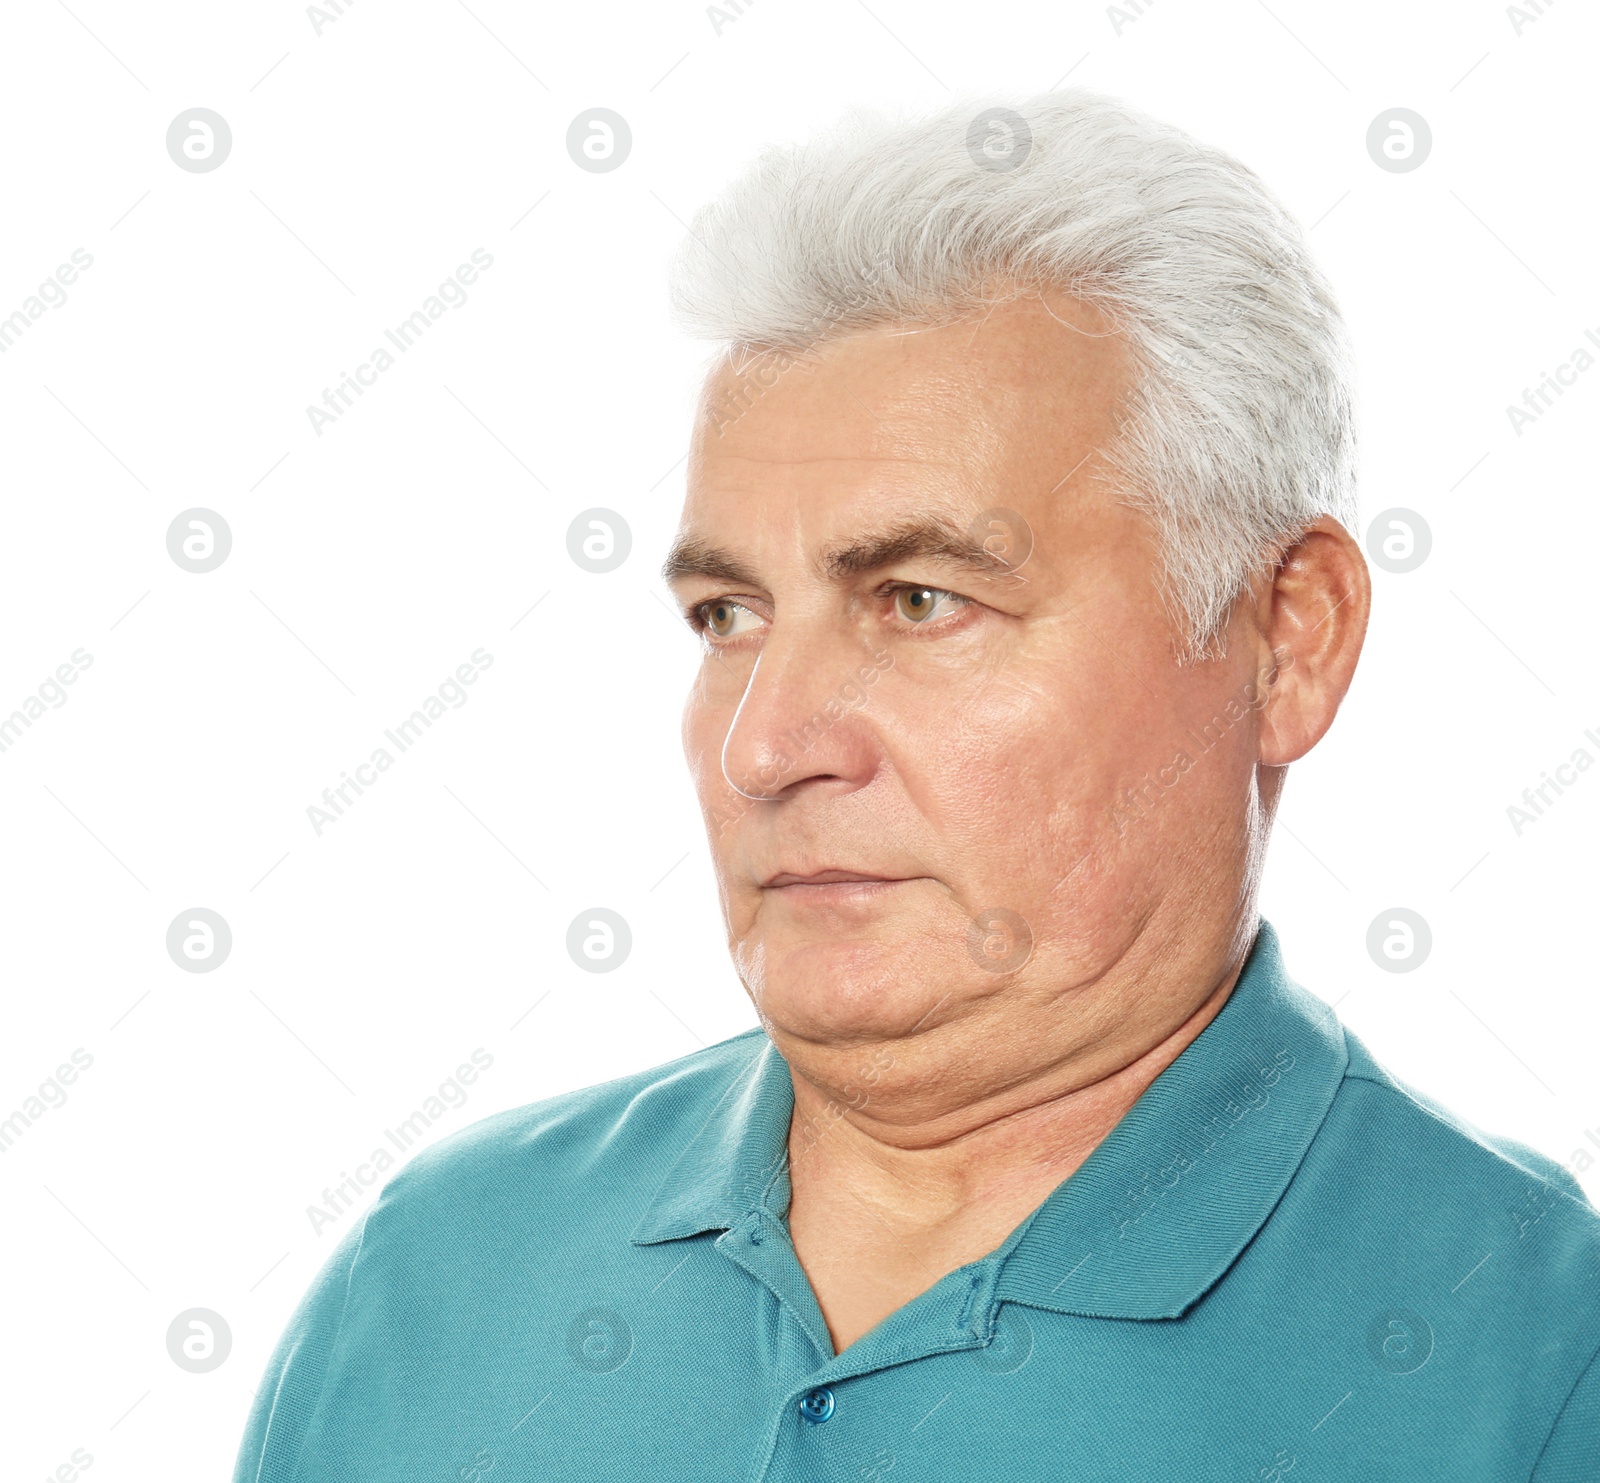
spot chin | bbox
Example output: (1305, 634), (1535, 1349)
(755, 934), (954, 1045)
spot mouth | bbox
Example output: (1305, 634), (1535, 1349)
(761, 869), (921, 901)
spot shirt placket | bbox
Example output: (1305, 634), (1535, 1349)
(714, 1205), (1005, 1483)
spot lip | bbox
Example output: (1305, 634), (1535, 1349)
(762, 869), (916, 889)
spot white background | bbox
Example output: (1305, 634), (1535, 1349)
(1, 0), (1595, 1476)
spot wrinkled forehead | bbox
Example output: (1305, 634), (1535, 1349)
(679, 295), (1134, 564)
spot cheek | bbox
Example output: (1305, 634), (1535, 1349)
(878, 688), (1057, 878)
(682, 680), (755, 831)
(905, 666), (1134, 862)
(681, 679), (726, 782)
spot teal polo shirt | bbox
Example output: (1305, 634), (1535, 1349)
(233, 920), (1600, 1481)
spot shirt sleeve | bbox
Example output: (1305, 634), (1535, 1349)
(1530, 1340), (1600, 1482)
(231, 1211), (371, 1483)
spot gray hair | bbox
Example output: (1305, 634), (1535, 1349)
(667, 87), (1359, 661)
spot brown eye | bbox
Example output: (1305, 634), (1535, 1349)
(894, 586), (949, 623)
(700, 600), (758, 640)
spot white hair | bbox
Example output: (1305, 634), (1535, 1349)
(668, 87), (1359, 661)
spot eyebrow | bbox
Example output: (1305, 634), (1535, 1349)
(661, 515), (1019, 587)
(660, 537), (762, 587)
(818, 516), (1019, 581)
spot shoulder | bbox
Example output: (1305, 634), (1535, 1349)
(368, 1026), (769, 1220)
(1313, 1023), (1600, 1328)
(1328, 1030), (1600, 1469)
(1335, 1027), (1596, 1215)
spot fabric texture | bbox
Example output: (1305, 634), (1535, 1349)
(233, 920), (1600, 1481)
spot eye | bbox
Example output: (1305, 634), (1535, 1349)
(891, 585), (967, 625)
(698, 599), (762, 640)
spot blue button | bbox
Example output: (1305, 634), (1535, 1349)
(798, 1385), (835, 1423)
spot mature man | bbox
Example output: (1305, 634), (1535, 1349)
(234, 91), (1600, 1481)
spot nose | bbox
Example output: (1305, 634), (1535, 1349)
(719, 625), (889, 803)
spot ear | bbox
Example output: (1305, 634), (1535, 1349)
(1251, 516), (1371, 766)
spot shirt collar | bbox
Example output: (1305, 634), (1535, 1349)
(631, 919), (1348, 1321)
(629, 1028), (795, 1245)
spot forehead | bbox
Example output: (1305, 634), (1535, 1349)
(682, 293), (1133, 550)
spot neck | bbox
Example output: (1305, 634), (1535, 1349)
(768, 908), (1254, 1350)
(778, 928), (1253, 1352)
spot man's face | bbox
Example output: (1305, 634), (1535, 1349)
(667, 296), (1277, 1069)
